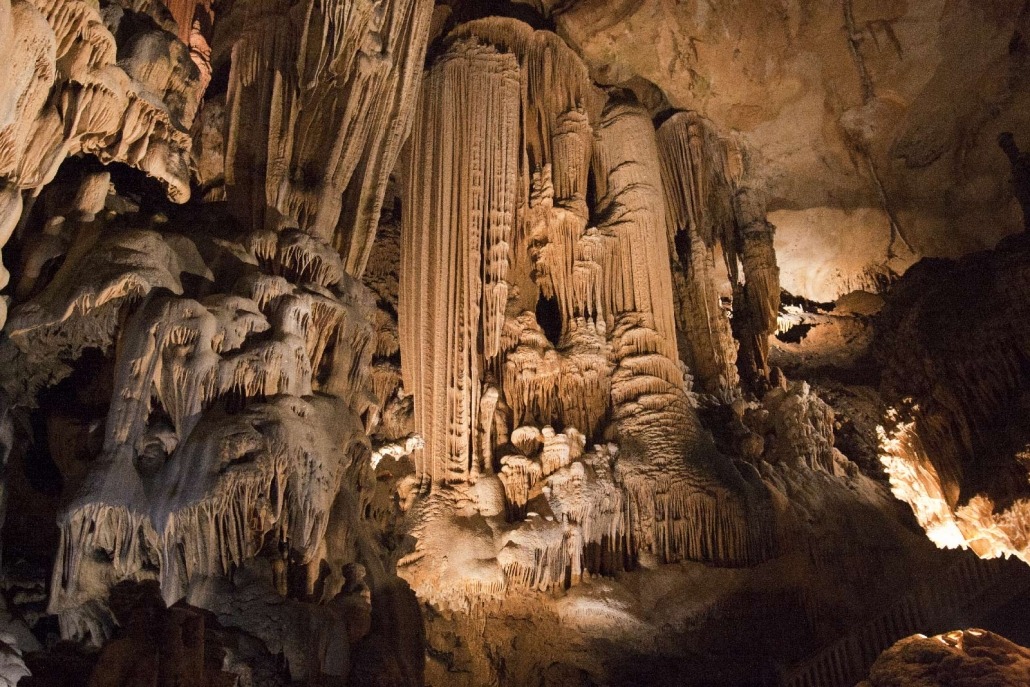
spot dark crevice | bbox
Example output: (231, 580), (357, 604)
(425, 1), (554, 67)
(535, 293), (563, 346)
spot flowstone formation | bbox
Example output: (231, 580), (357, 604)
(0, 1), (1027, 686)
(0, 0), (433, 684)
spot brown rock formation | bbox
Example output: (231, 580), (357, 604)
(0, 0), (209, 329)
(396, 19), (775, 612)
(220, 0), (433, 273)
(877, 234), (1030, 563)
(859, 629), (1030, 687)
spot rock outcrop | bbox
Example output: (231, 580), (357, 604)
(877, 234), (1030, 564)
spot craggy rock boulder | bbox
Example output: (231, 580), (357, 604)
(859, 629), (1030, 687)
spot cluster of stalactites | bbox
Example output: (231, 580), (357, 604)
(447, 17), (603, 214)
(401, 20), (694, 489)
(222, 0), (433, 276)
(444, 17), (601, 340)
(619, 471), (773, 566)
(656, 112), (737, 253)
(31, 223), (377, 638)
(656, 112), (740, 396)
(504, 99), (688, 441)
(656, 112), (780, 393)
(501, 315), (611, 439)
(0, 0), (200, 197)
(0, 0), (207, 328)
(50, 394), (364, 642)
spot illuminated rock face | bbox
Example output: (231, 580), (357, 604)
(878, 234), (1030, 565)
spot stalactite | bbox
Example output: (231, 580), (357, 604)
(0, 0), (206, 329)
(222, 0), (433, 275)
(731, 183), (780, 386)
